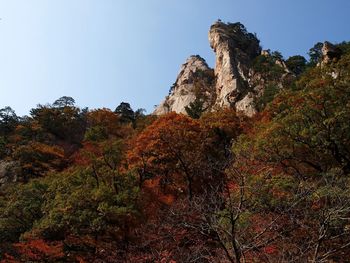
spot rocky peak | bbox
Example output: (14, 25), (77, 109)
(209, 21), (261, 115)
(321, 41), (342, 65)
(209, 21), (261, 58)
(154, 55), (214, 115)
(174, 55), (212, 88)
(154, 21), (289, 117)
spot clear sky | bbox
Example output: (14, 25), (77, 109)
(0, 0), (349, 115)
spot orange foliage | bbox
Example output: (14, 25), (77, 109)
(73, 141), (103, 166)
(128, 112), (203, 191)
(86, 108), (133, 139)
(14, 141), (65, 176)
(0, 254), (20, 263)
(143, 177), (176, 205)
(263, 245), (278, 255)
(14, 239), (64, 261)
(200, 108), (247, 136)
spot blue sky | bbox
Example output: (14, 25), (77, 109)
(0, 0), (349, 115)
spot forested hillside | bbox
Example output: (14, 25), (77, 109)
(1, 30), (350, 262)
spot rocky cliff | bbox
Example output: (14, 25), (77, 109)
(209, 21), (261, 115)
(154, 55), (215, 115)
(154, 21), (291, 117)
(321, 41), (342, 66)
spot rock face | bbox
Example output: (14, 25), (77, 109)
(0, 160), (20, 189)
(154, 55), (214, 115)
(321, 41), (342, 65)
(209, 21), (261, 113)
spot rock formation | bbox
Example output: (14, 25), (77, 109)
(208, 22), (260, 112)
(154, 55), (214, 115)
(155, 21), (291, 117)
(321, 41), (342, 65)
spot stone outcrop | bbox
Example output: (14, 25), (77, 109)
(154, 21), (291, 117)
(209, 21), (261, 113)
(0, 160), (20, 188)
(321, 41), (342, 65)
(154, 55), (214, 115)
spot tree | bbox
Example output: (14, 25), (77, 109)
(52, 96), (75, 108)
(114, 102), (135, 124)
(0, 180), (47, 243)
(253, 54), (285, 81)
(200, 109), (246, 167)
(229, 52), (350, 261)
(33, 168), (140, 243)
(271, 50), (283, 61)
(285, 55), (307, 76)
(255, 84), (280, 112)
(84, 108), (132, 142)
(337, 41), (350, 55)
(225, 22), (261, 58)
(14, 142), (65, 178)
(308, 42), (323, 66)
(0, 107), (18, 137)
(30, 102), (87, 145)
(128, 113), (208, 200)
(185, 97), (205, 119)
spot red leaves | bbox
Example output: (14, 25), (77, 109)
(13, 239), (64, 261)
(264, 245), (278, 255)
(0, 254), (20, 263)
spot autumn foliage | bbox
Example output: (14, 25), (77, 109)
(1, 47), (350, 262)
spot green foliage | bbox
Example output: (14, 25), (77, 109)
(114, 102), (146, 129)
(30, 99), (87, 144)
(271, 51), (283, 61)
(308, 42), (323, 66)
(286, 55), (307, 75)
(0, 168), (140, 245)
(0, 106), (18, 137)
(336, 41), (350, 55)
(255, 84), (280, 111)
(114, 102), (135, 124)
(34, 169), (140, 240)
(185, 97), (205, 119)
(252, 53), (285, 80)
(52, 96), (76, 108)
(225, 22), (261, 58)
(0, 180), (47, 242)
(1, 35), (350, 262)
(169, 82), (177, 95)
(13, 142), (65, 178)
(84, 126), (108, 142)
(229, 52), (350, 261)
